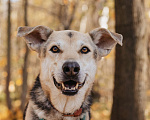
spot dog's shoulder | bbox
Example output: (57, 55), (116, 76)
(30, 75), (53, 113)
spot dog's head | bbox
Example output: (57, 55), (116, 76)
(17, 25), (122, 113)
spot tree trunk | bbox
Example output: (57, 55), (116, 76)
(20, 0), (29, 112)
(148, 35), (150, 86)
(111, 0), (148, 120)
(6, 0), (12, 110)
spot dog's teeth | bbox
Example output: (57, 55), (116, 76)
(72, 87), (75, 90)
(66, 87), (69, 90)
(64, 87), (69, 90)
(62, 83), (65, 89)
(75, 83), (79, 89)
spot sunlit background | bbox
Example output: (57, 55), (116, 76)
(0, 0), (150, 120)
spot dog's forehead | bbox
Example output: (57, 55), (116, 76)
(48, 30), (91, 44)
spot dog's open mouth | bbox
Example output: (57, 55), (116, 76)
(53, 77), (85, 96)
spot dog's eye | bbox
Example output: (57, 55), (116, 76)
(50, 46), (60, 53)
(80, 47), (90, 54)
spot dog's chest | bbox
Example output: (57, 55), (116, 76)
(32, 101), (85, 120)
(35, 111), (85, 120)
(34, 107), (86, 120)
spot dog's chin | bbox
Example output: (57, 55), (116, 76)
(53, 76), (86, 96)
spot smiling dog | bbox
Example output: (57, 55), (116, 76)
(17, 26), (123, 120)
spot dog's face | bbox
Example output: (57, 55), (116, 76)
(40, 30), (98, 96)
(17, 26), (122, 113)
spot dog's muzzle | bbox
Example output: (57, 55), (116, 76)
(53, 62), (86, 96)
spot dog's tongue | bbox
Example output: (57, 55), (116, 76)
(64, 80), (76, 88)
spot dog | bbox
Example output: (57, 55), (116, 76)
(17, 25), (123, 120)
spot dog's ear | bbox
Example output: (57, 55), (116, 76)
(17, 25), (53, 52)
(89, 28), (123, 57)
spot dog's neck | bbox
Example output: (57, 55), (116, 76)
(30, 75), (92, 119)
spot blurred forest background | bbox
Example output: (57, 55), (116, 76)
(0, 0), (150, 120)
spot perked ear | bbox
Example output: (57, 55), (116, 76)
(89, 28), (123, 57)
(17, 25), (53, 52)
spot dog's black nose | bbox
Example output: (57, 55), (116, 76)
(62, 62), (80, 76)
